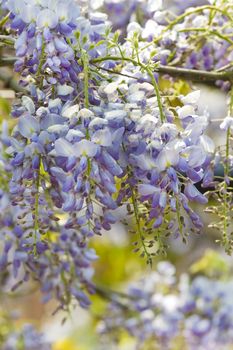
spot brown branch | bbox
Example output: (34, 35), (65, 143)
(157, 65), (233, 82)
(0, 56), (17, 66)
(0, 69), (25, 93)
(91, 64), (233, 86)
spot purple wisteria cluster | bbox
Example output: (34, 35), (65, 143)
(2, 324), (51, 350)
(85, 0), (207, 31)
(99, 261), (233, 350)
(92, 67), (214, 257)
(0, 0), (115, 309)
(0, 0), (232, 311)
(88, 0), (163, 30)
(121, 0), (233, 90)
(3, 0), (110, 99)
(0, 119), (97, 309)
(0, 299), (50, 350)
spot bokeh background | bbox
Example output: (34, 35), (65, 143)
(0, 0), (232, 349)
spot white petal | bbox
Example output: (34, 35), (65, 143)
(90, 0), (104, 9)
(89, 117), (108, 129)
(186, 146), (206, 168)
(147, 0), (163, 12)
(177, 105), (195, 119)
(140, 114), (158, 125)
(104, 82), (118, 95)
(199, 135), (215, 153)
(220, 116), (233, 130)
(57, 84), (74, 96)
(181, 90), (200, 105)
(48, 98), (62, 110)
(75, 140), (98, 157)
(37, 9), (58, 29)
(157, 148), (179, 171)
(105, 110), (127, 120)
(138, 184), (159, 196)
(47, 125), (69, 134)
(92, 129), (112, 147)
(78, 108), (94, 119)
(54, 138), (75, 157)
(127, 21), (142, 35)
(66, 129), (85, 142)
(22, 96), (35, 114)
(62, 104), (80, 119)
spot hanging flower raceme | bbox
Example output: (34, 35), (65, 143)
(0, 5), (76, 102)
(2, 92), (126, 307)
(3, 0), (111, 100)
(96, 70), (214, 252)
(2, 324), (51, 350)
(0, 100), (99, 309)
(98, 261), (182, 349)
(3, 0), (79, 97)
(8, 96), (65, 234)
(0, 187), (97, 310)
(123, 0), (233, 90)
(99, 261), (233, 350)
(87, 0), (163, 31)
(48, 102), (125, 237)
(0, 280), (51, 349)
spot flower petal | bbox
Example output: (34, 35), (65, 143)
(18, 115), (40, 138)
(37, 9), (58, 29)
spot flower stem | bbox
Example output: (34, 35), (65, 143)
(82, 50), (89, 109)
(33, 159), (41, 256)
(178, 27), (233, 45)
(130, 184), (152, 266)
(222, 86), (233, 253)
(36, 42), (45, 89)
(145, 66), (165, 123)
(154, 5), (233, 44)
(0, 12), (10, 27)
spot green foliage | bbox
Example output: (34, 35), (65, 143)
(190, 249), (229, 278)
(0, 97), (11, 120)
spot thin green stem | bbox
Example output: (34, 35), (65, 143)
(0, 12), (10, 27)
(33, 159), (41, 256)
(91, 55), (137, 66)
(178, 28), (233, 45)
(0, 35), (15, 46)
(222, 86), (233, 253)
(208, 7), (216, 25)
(82, 50), (89, 109)
(136, 5), (233, 54)
(82, 50), (91, 141)
(145, 66), (165, 122)
(81, 49), (94, 236)
(155, 5), (233, 42)
(223, 127), (230, 251)
(130, 184), (152, 266)
(176, 198), (185, 242)
(61, 270), (71, 307)
(36, 42), (45, 89)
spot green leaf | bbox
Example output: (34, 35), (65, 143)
(190, 249), (229, 278)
